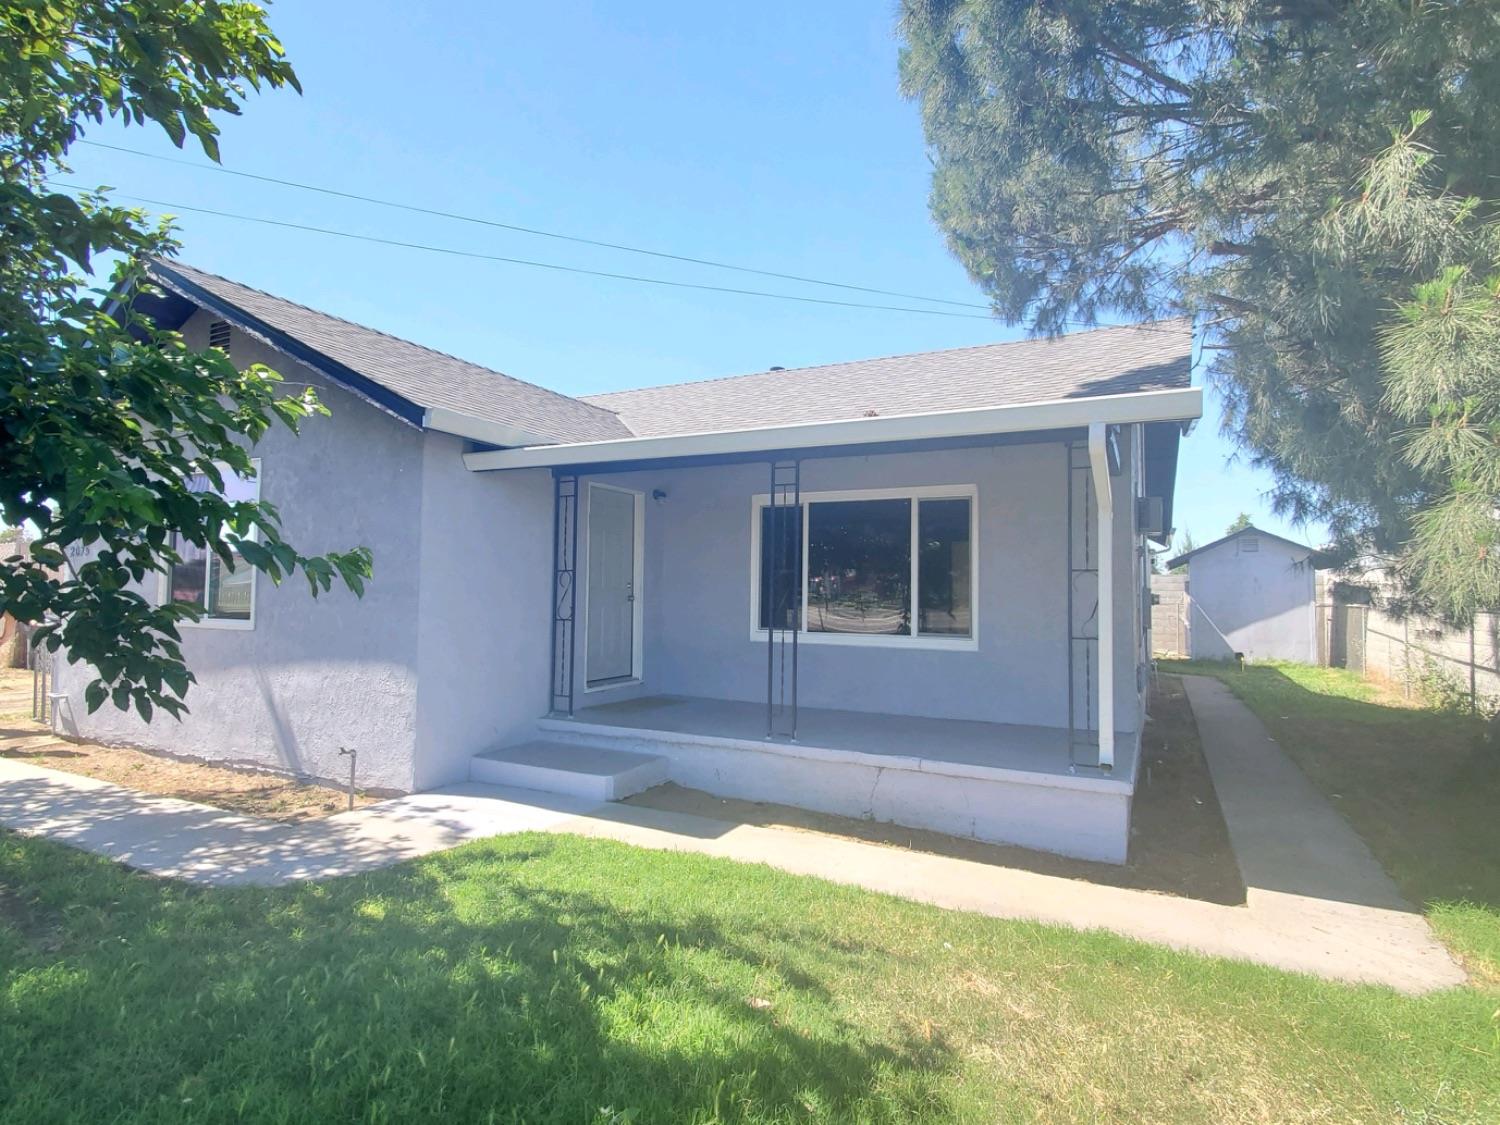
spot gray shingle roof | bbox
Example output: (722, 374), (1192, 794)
(581, 320), (1192, 438)
(148, 261), (1190, 446)
(148, 261), (631, 444)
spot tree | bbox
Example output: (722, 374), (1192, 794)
(898, 0), (1500, 618)
(1346, 130), (1500, 620)
(1, 1), (372, 721)
(1226, 513), (1253, 536)
(1169, 530), (1195, 574)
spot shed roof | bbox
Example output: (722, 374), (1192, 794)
(1166, 525), (1315, 570)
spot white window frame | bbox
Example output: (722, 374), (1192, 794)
(749, 483), (979, 651)
(158, 458), (260, 631)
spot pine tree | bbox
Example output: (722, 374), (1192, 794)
(899, 0), (1500, 618)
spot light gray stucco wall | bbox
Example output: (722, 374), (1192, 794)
(410, 433), (554, 790)
(1187, 536), (1316, 663)
(53, 311), (426, 792)
(572, 436), (1146, 733)
(52, 300), (1156, 790)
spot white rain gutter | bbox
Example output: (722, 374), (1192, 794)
(1087, 421), (1115, 770)
(461, 386), (1202, 472)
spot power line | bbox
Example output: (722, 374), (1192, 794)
(76, 138), (992, 311)
(46, 182), (1000, 320)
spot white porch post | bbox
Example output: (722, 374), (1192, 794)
(1087, 422), (1115, 769)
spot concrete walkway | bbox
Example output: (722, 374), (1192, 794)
(0, 680), (1467, 993)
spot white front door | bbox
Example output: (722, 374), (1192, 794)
(586, 485), (638, 685)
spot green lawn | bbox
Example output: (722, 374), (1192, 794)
(2, 829), (1497, 1123)
(1161, 659), (1500, 981)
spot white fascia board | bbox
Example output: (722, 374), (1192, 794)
(422, 407), (554, 449)
(462, 386), (1202, 472)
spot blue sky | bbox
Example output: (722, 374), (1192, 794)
(63, 0), (1320, 551)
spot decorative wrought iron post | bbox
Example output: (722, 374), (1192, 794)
(766, 460), (801, 739)
(1066, 440), (1099, 767)
(549, 472), (579, 716)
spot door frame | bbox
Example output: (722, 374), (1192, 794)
(582, 481), (646, 691)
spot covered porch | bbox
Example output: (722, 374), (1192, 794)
(465, 384), (1198, 862)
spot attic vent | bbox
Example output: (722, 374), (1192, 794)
(1240, 536), (1259, 554)
(207, 320), (232, 354)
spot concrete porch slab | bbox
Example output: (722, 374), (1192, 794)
(541, 695), (1137, 862)
(545, 694), (1138, 788)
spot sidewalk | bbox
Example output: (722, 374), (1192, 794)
(0, 681), (1467, 993)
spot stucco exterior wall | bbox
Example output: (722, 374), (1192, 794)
(1187, 536), (1316, 663)
(51, 301), (1158, 791)
(410, 434), (554, 789)
(53, 311), (426, 792)
(572, 436), (1146, 733)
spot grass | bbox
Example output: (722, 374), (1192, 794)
(2, 830), (1497, 1123)
(1161, 659), (1500, 981)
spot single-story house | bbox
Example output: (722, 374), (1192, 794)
(52, 260), (1200, 863)
(1167, 526), (1318, 663)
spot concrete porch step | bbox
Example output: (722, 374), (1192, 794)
(468, 740), (667, 801)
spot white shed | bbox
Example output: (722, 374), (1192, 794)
(1167, 526), (1318, 663)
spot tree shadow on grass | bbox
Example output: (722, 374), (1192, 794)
(0, 831), (959, 1124)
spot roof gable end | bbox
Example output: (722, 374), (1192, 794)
(140, 260), (632, 445)
(1167, 525), (1315, 569)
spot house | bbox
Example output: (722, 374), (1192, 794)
(1166, 526), (1318, 663)
(51, 260), (1200, 863)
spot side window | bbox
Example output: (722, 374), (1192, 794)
(167, 462), (259, 626)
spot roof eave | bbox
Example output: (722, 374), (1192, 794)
(146, 263), (568, 447)
(146, 262), (429, 429)
(462, 386), (1202, 472)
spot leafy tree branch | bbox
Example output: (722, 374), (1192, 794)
(2, 2), (372, 720)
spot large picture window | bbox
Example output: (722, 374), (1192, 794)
(752, 486), (977, 647)
(165, 462), (260, 627)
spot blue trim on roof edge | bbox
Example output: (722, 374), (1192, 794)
(148, 263), (428, 428)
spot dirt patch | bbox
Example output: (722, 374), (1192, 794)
(624, 674), (1245, 904)
(0, 719), (374, 822)
(0, 666), (35, 720)
(0, 879), (67, 954)
(1127, 674), (1244, 901)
